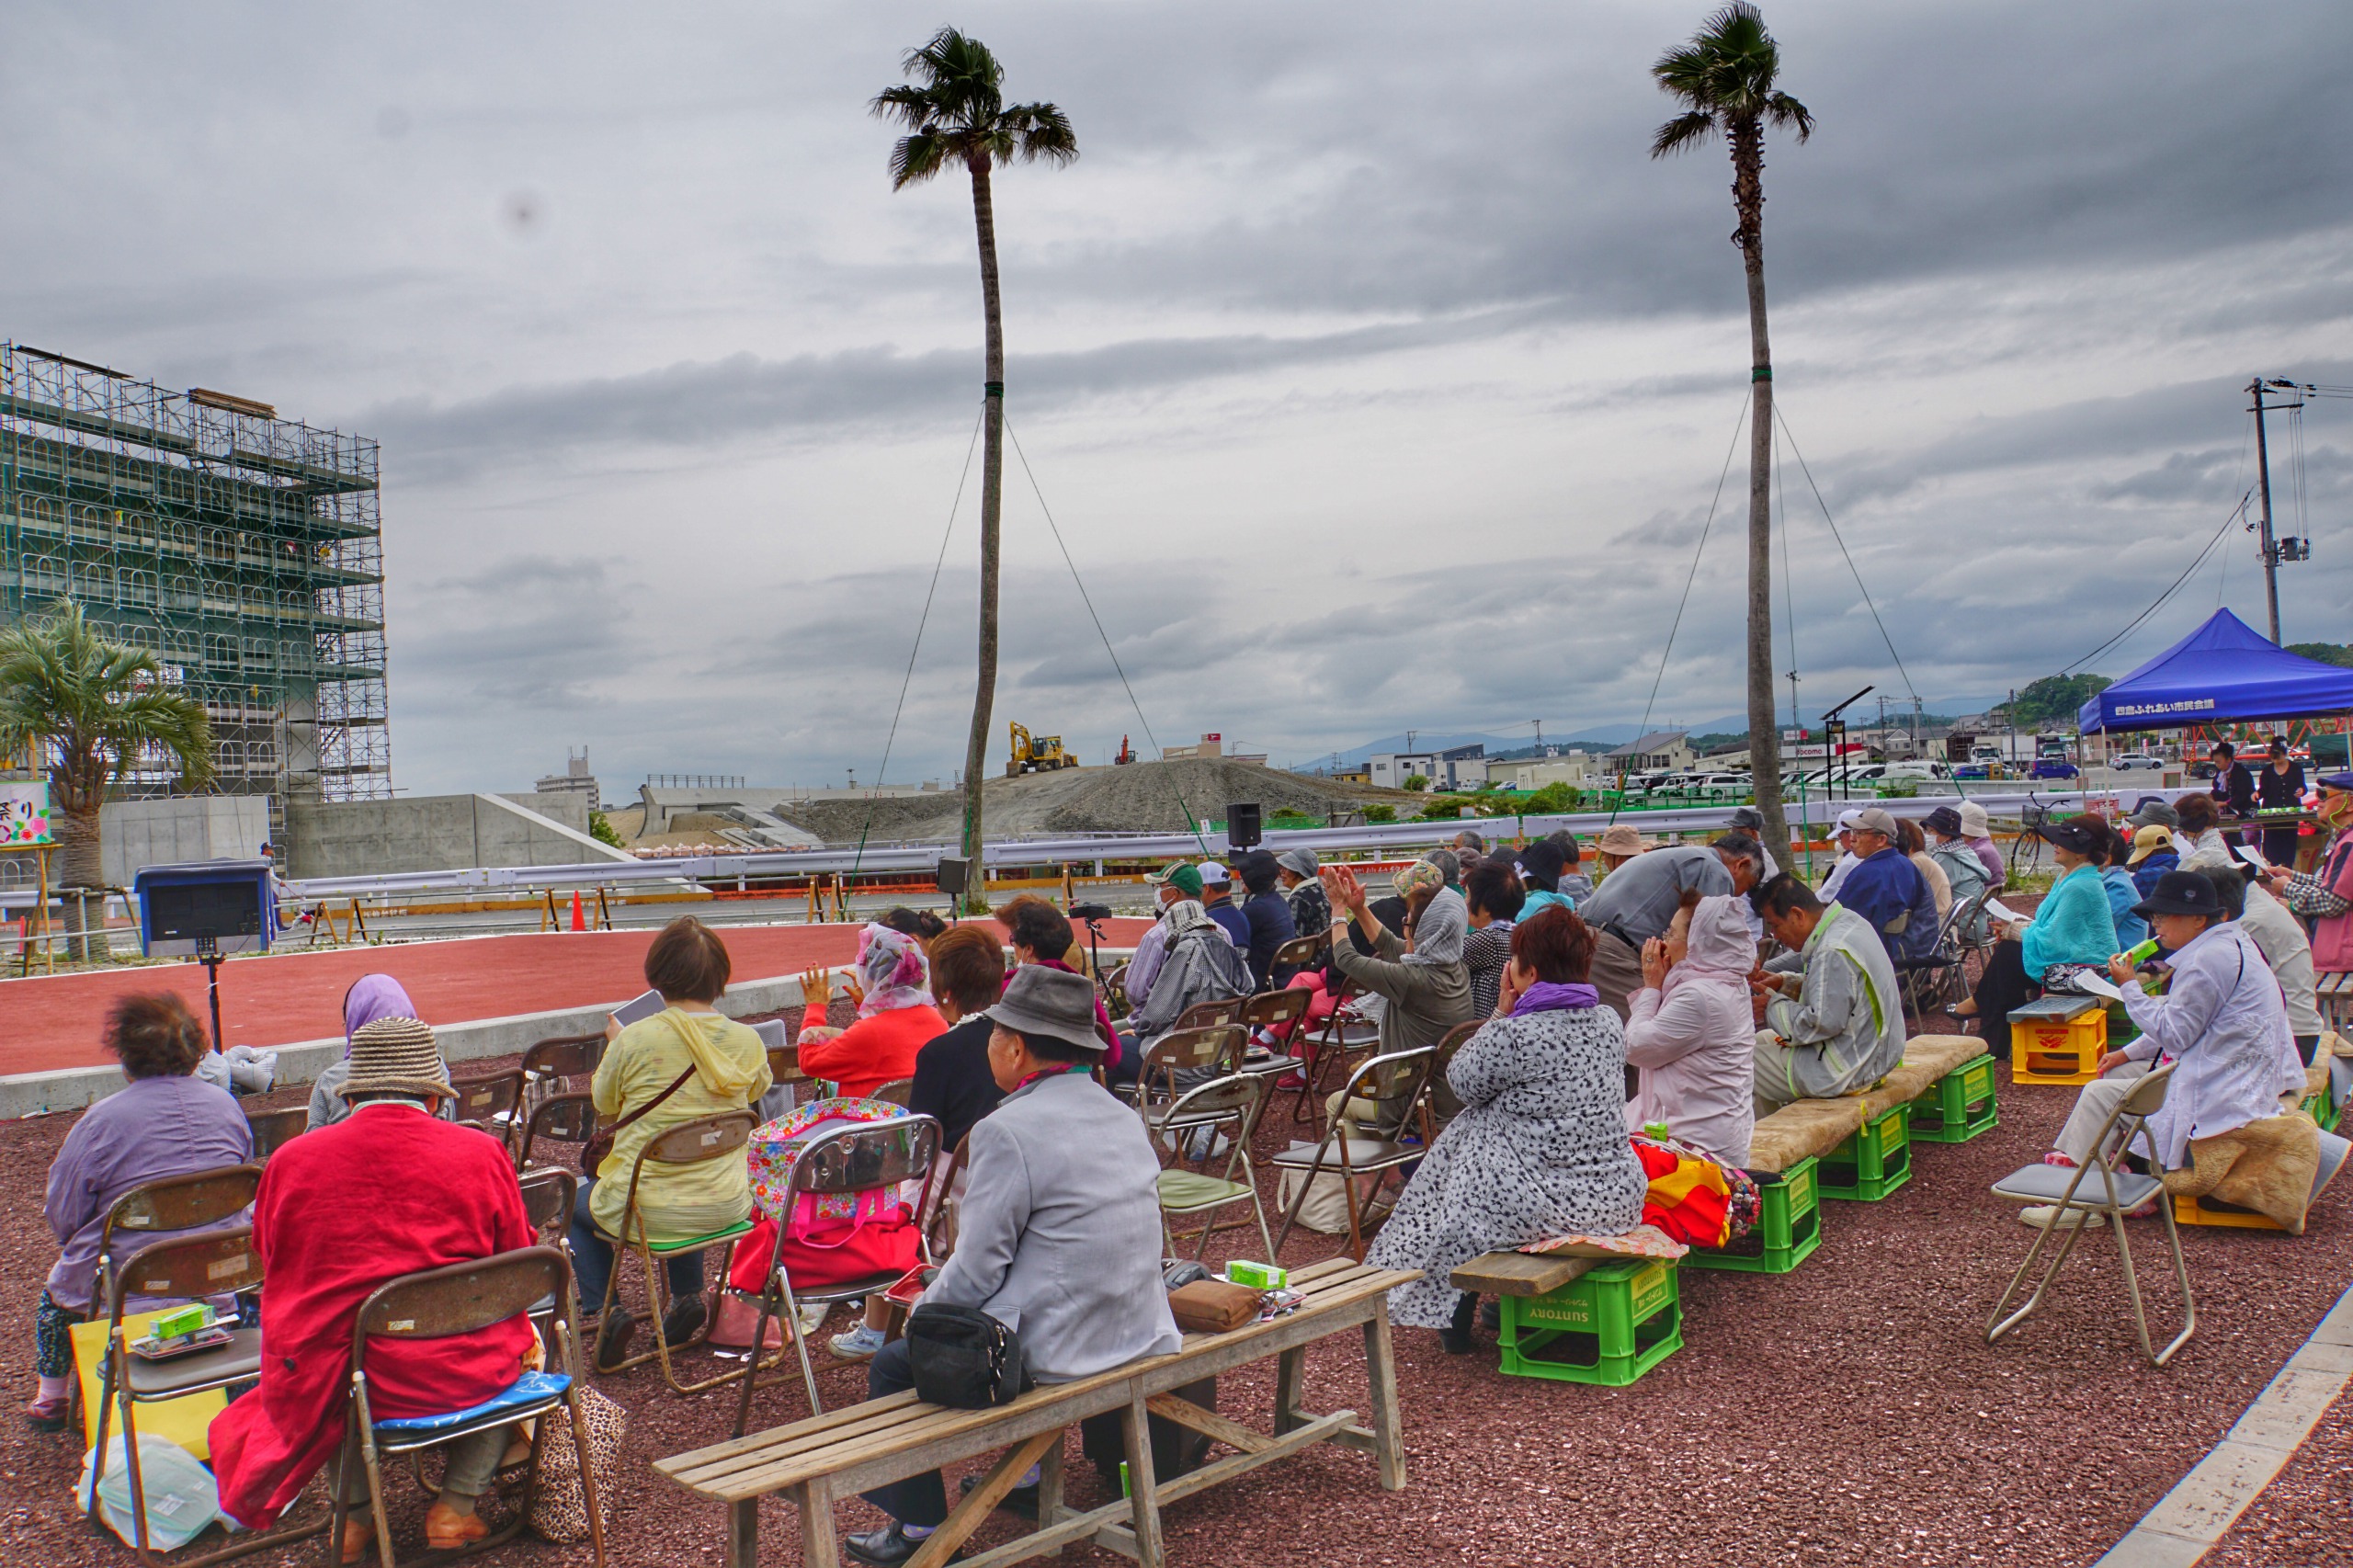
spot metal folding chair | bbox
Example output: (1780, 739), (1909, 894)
(1271, 1044), (1443, 1260)
(729, 1113), (941, 1432)
(1985, 1063), (2194, 1367)
(592, 1110), (760, 1393)
(1290, 974), (1383, 1124)
(449, 1070), (527, 1156)
(519, 1032), (605, 1126)
(1120, 1025), (1247, 1124)
(1154, 1073), (1275, 1261)
(87, 1218), (327, 1564)
(334, 1245), (605, 1568)
(515, 1092), (597, 1172)
(1237, 987), (1313, 1074)
(1173, 997), (1247, 1030)
(870, 1077), (916, 1108)
(243, 1105), (309, 1163)
(1894, 892), (1977, 1018)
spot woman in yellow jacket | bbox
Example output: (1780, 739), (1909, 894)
(571, 916), (770, 1365)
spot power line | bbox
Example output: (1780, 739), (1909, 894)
(1774, 407), (1918, 706)
(2063, 492), (2251, 675)
(1003, 415), (1209, 853)
(850, 403), (985, 873)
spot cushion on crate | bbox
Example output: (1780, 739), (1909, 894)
(1746, 1037), (1986, 1173)
(1520, 1224), (1688, 1261)
(2307, 1064), (2332, 1104)
(2162, 1111), (2323, 1233)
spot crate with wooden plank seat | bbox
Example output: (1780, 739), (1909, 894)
(2317, 973), (2353, 1036)
(1741, 1035), (1993, 1202)
(655, 1257), (1418, 1568)
(1685, 1157), (1820, 1276)
(1904, 1036), (2001, 1143)
(2009, 993), (2109, 1085)
(1449, 1249), (1682, 1388)
(2302, 1055), (2341, 1133)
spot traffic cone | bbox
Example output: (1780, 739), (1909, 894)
(569, 891), (585, 932)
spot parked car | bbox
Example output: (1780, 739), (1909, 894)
(1953, 763), (1992, 780)
(2032, 759), (2081, 779)
(2114, 753), (2163, 770)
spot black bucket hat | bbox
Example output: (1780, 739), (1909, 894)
(1924, 805), (1963, 837)
(2035, 819), (2103, 858)
(2133, 869), (2224, 921)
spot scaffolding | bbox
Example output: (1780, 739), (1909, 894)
(0, 343), (392, 849)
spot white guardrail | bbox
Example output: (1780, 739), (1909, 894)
(278, 787), (2182, 903)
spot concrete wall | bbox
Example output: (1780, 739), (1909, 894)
(285, 791), (628, 879)
(100, 796), (272, 886)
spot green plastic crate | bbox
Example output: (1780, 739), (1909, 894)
(1907, 1054), (1998, 1144)
(1688, 1156), (1820, 1275)
(1818, 1101), (1911, 1201)
(1497, 1258), (1682, 1387)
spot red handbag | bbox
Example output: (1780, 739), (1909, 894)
(727, 1206), (921, 1295)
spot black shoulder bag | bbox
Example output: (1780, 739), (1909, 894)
(905, 1302), (1028, 1408)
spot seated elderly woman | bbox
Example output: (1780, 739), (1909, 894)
(309, 973), (450, 1129)
(1625, 892), (1758, 1165)
(2029, 869), (2305, 1226)
(1955, 816), (2118, 1046)
(849, 968), (1179, 1565)
(1366, 907), (1648, 1354)
(574, 916), (770, 1367)
(1318, 858), (1479, 1129)
(797, 924), (948, 1099)
(1461, 858), (1526, 1017)
(1896, 817), (1952, 922)
(1748, 875), (1908, 1116)
(2174, 791), (2230, 863)
(28, 994), (252, 1431)
(209, 1017), (536, 1559)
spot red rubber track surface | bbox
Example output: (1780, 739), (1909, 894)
(0, 919), (1153, 1076)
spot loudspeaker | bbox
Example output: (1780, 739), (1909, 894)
(1228, 803), (1263, 849)
(936, 858), (970, 896)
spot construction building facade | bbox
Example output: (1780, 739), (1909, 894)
(0, 343), (391, 846)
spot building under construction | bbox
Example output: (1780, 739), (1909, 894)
(0, 343), (391, 839)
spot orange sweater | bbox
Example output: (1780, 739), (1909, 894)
(797, 1003), (949, 1099)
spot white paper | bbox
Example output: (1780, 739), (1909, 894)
(2072, 969), (2131, 1003)
(2234, 844), (2270, 869)
(1984, 898), (2026, 927)
(2171, 832), (2196, 859)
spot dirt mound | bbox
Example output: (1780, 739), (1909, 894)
(776, 758), (1415, 845)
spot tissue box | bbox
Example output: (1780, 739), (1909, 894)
(149, 1303), (214, 1343)
(1224, 1260), (1288, 1290)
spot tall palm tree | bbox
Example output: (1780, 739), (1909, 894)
(0, 599), (214, 960)
(1652, 4), (1812, 871)
(875, 28), (1076, 907)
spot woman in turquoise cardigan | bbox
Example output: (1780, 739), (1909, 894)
(1956, 816), (2119, 1048)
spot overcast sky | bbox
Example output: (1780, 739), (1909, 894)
(5, 1), (2348, 795)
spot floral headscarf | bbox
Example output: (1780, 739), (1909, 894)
(1161, 898), (1222, 937)
(854, 923), (932, 1018)
(1392, 860), (1445, 902)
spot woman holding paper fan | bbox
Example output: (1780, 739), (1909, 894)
(1954, 817), (2118, 1049)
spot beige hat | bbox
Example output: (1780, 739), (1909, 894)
(343, 1017), (455, 1102)
(1596, 824), (1654, 857)
(1853, 807), (1899, 837)
(1958, 800), (1992, 836)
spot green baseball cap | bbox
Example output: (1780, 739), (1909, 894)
(1146, 861), (1203, 899)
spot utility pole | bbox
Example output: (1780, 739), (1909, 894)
(2250, 378), (2282, 645)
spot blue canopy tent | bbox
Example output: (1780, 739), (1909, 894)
(2079, 608), (2353, 733)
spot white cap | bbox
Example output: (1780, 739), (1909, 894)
(1836, 809), (1865, 834)
(1198, 860), (1232, 885)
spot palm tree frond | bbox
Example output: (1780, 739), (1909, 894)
(1650, 109), (1719, 159)
(998, 101), (1078, 165)
(870, 82), (940, 131)
(888, 130), (954, 189)
(1765, 90), (1813, 142)
(1652, 1), (1788, 122)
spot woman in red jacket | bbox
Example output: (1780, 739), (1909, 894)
(797, 924), (947, 1098)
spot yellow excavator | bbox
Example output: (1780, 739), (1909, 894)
(1006, 722), (1081, 777)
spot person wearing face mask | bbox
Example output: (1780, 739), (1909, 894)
(1625, 892), (1759, 1165)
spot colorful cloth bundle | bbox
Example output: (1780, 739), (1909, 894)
(1631, 1134), (1760, 1248)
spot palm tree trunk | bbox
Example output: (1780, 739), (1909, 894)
(959, 155), (1006, 914)
(55, 795), (105, 963)
(1731, 119), (1791, 875)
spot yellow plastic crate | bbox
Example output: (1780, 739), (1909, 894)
(2010, 1000), (2107, 1085)
(2172, 1193), (2290, 1232)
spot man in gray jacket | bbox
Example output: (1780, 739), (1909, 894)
(850, 966), (1180, 1566)
(1748, 874), (1907, 1116)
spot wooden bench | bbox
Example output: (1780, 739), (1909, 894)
(656, 1258), (1417, 1568)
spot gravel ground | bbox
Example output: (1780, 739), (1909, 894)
(6, 996), (2349, 1567)
(2208, 1379), (2353, 1564)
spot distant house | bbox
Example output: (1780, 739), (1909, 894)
(1605, 731), (1693, 775)
(1489, 755), (1592, 790)
(1370, 744), (1486, 790)
(1163, 733), (1267, 765)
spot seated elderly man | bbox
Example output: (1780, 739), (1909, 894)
(1577, 829), (1767, 1019)
(2029, 869), (2304, 1226)
(1835, 807), (1938, 961)
(210, 1018), (537, 1561)
(1747, 874), (1908, 1117)
(1126, 861), (1203, 1015)
(1816, 810), (1865, 901)
(849, 968), (1180, 1566)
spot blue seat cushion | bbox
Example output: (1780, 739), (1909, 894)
(373, 1370), (571, 1432)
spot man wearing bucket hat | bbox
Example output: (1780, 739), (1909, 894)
(2267, 770), (2353, 982)
(210, 1018), (539, 1557)
(848, 968), (1178, 1565)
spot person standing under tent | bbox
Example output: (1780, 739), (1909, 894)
(2257, 738), (2307, 869)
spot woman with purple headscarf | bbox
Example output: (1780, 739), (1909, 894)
(1365, 905), (1648, 1351)
(306, 973), (447, 1128)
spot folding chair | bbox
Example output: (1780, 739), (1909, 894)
(870, 1076), (916, 1108)
(592, 1110), (760, 1393)
(1119, 1025), (1247, 1121)
(1894, 893), (1974, 1019)
(729, 1113), (942, 1433)
(514, 1166), (581, 1338)
(519, 1032), (605, 1125)
(87, 1222), (326, 1565)
(449, 1070), (526, 1157)
(1266, 933), (1327, 990)
(515, 1092), (597, 1172)
(1985, 1062), (2195, 1367)
(1154, 1073), (1275, 1261)
(1103, 961), (1131, 1014)
(1174, 997), (1247, 1030)
(1237, 986), (1313, 1078)
(1290, 974), (1383, 1124)
(1271, 1044), (1443, 1260)
(243, 1105), (309, 1163)
(766, 1042), (808, 1085)
(334, 1245), (606, 1568)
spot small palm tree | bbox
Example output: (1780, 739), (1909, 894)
(1652, 3), (1812, 871)
(0, 600), (215, 960)
(874, 28), (1076, 906)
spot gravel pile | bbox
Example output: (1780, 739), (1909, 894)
(3, 1002), (2348, 1566)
